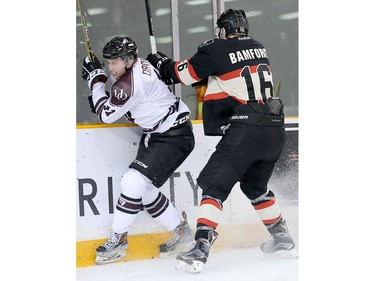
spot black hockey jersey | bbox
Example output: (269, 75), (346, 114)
(165, 37), (274, 136)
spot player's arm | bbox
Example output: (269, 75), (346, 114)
(147, 40), (216, 86)
(81, 55), (108, 116)
(94, 82), (143, 124)
(81, 55), (141, 123)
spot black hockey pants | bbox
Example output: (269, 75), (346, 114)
(130, 117), (195, 188)
(197, 103), (285, 202)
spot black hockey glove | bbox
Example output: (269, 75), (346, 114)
(146, 51), (173, 85)
(266, 97), (284, 115)
(81, 55), (108, 90)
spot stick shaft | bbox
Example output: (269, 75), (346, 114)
(145, 0), (157, 54)
(77, 0), (95, 62)
(274, 80), (281, 97)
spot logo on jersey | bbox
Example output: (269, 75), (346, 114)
(198, 39), (214, 49)
(172, 115), (189, 127)
(133, 160), (148, 169)
(231, 115), (248, 120)
(113, 89), (128, 100)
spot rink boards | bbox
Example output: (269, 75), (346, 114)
(76, 118), (298, 267)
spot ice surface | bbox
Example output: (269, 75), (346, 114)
(76, 246), (298, 281)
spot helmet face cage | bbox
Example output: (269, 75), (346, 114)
(102, 36), (138, 61)
(217, 9), (249, 37)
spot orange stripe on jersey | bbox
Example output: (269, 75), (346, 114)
(204, 92), (229, 101)
(262, 215), (281, 225)
(249, 65), (258, 73)
(186, 59), (200, 81)
(204, 91), (246, 104)
(218, 69), (242, 80)
(197, 217), (218, 229)
(200, 198), (223, 211)
(218, 65), (272, 81)
(253, 198), (276, 210)
(249, 65), (272, 73)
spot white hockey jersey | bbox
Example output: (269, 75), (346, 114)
(91, 58), (190, 133)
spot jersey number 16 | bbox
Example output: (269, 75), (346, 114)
(240, 64), (273, 102)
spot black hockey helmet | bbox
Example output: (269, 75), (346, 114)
(217, 9), (249, 36)
(102, 36), (138, 60)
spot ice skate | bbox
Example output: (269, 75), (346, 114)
(159, 211), (194, 257)
(95, 232), (128, 265)
(261, 218), (298, 258)
(175, 227), (218, 273)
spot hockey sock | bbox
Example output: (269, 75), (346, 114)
(143, 191), (180, 231)
(111, 193), (142, 234)
(195, 196), (223, 240)
(251, 190), (282, 231)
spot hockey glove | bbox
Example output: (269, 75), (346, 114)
(266, 97), (284, 115)
(146, 51), (173, 85)
(81, 55), (108, 90)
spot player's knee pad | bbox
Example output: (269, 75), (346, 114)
(240, 183), (268, 201)
(120, 168), (151, 198)
(201, 185), (231, 203)
(142, 184), (160, 205)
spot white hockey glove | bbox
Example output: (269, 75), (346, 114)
(81, 55), (108, 90)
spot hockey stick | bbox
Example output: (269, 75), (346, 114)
(145, 0), (157, 54)
(77, 0), (95, 62)
(274, 79), (281, 97)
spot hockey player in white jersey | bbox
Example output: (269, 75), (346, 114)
(81, 36), (195, 265)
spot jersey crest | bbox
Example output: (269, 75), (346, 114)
(198, 39), (214, 49)
(113, 89), (128, 100)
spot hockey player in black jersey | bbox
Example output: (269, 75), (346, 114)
(81, 36), (195, 265)
(147, 9), (297, 273)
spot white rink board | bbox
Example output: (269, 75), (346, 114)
(76, 123), (296, 241)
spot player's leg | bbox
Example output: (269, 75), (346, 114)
(176, 148), (236, 273)
(142, 183), (194, 257)
(95, 168), (148, 265)
(176, 123), (252, 273)
(131, 123), (195, 257)
(240, 161), (297, 257)
(175, 193), (223, 273)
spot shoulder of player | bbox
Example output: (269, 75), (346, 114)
(197, 37), (259, 50)
(137, 57), (150, 66)
(197, 39), (214, 48)
(197, 38), (224, 51)
(240, 36), (265, 48)
(133, 58), (155, 78)
(111, 70), (133, 95)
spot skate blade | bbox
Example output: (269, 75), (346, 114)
(264, 247), (299, 259)
(276, 248), (298, 258)
(159, 250), (178, 258)
(175, 260), (204, 273)
(159, 237), (194, 258)
(95, 252), (126, 265)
